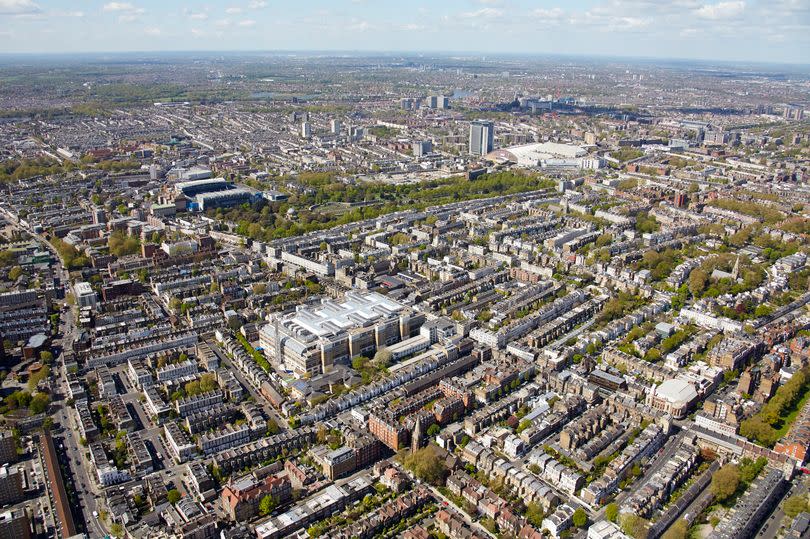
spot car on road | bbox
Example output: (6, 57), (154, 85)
(92, 510), (98, 519)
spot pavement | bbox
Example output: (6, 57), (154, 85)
(34, 229), (110, 538)
(53, 387), (108, 537)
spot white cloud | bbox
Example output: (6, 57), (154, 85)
(238, 19), (256, 27)
(618, 16), (649, 29)
(347, 19), (371, 31)
(103, 1), (144, 23)
(189, 12), (208, 20)
(695, 1), (745, 19)
(144, 27), (161, 35)
(248, 0), (267, 8)
(401, 23), (426, 31)
(566, 8), (651, 32)
(461, 7), (503, 18)
(103, 2), (135, 11)
(0, 0), (40, 15)
(225, 7), (243, 14)
(532, 8), (565, 19)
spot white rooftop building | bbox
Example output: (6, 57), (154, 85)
(646, 378), (699, 419)
(74, 281), (98, 310)
(486, 142), (587, 166)
(259, 291), (423, 377)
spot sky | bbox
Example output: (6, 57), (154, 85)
(0, 0), (808, 64)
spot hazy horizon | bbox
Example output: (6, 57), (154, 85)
(0, 0), (808, 64)
(0, 49), (807, 72)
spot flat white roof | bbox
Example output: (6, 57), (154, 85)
(487, 142), (587, 165)
(74, 282), (94, 295)
(655, 378), (698, 405)
(289, 291), (404, 338)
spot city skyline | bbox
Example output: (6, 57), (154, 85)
(0, 0), (808, 64)
(0, 4), (808, 537)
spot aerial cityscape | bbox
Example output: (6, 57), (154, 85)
(0, 2), (809, 539)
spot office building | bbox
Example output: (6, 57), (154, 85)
(0, 432), (16, 464)
(259, 291), (423, 377)
(0, 466), (23, 506)
(469, 120), (494, 156)
(785, 105), (804, 121)
(413, 140), (433, 157)
(301, 121), (312, 139)
(0, 509), (30, 539)
(330, 119), (341, 135)
(74, 282), (98, 310)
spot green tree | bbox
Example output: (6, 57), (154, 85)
(572, 507), (588, 528)
(620, 513), (650, 539)
(199, 373), (218, 393)
(688, 268), (708, 297)
(427, 424), (441, 437)
(605, 502), (619, 523)
(259, 494), (277, 516)
(5, 390), (32, 410)
(29, 392), (50, 414)
(401, 445), (448, 485)
(266, 418), (280, 436)
(635, 212), (659, 234)
(167, 489), (181, 505)
(374, 347), (392, 368)
(525, 502), (544, 527)
(739, 416), (778, 447)
(352, 356), (369, 371)
(107, 230), (140, 257)
(595, 233), (613, 248)
(184, 380), (200, 396)
(710, 464), (740, 503)
(784, 494), (810, 517)
(7, 266), (23, 280)
(0, 250), (15, 267)
(739, 457), (767, 483)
